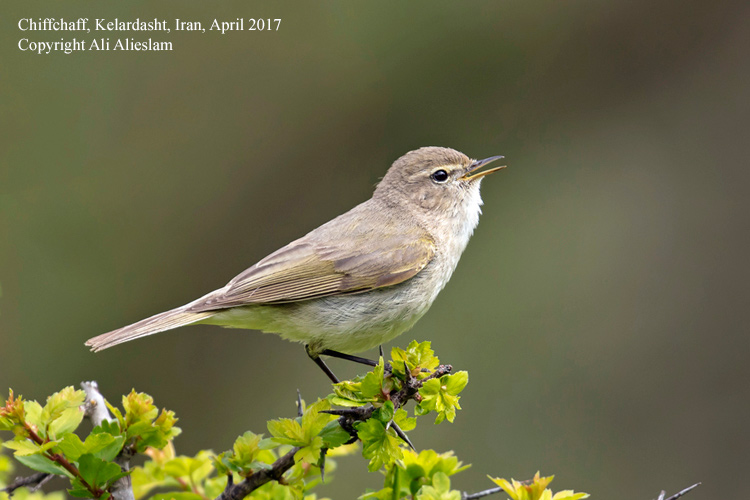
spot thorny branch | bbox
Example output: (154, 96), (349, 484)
(2, 377), (702, 500)
(322, 362), (453, 447)
(461, 482), (702, 500)
(215, 446), (300, 500)
(218, 363), (454, 499)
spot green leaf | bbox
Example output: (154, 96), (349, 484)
(0, 416), (14, 432)
(331, 377), (377, 407)
(360, 357), (386, 399)
(4, 438), (44, 456)
(126, 420), (154, 440)
(417, 371), (468, 424)
(153, 409), (181, 440)
(131, 465), (166, 500)
(15, 452), (72, 477)
(550, 491), (590, 500)
(78, 453), (127, 489)
(162, 456), (191, 478)
(122, 391), (158, 425)
(42, 387), (86, 435)
(444, 371), (469, 395)
(57, 433), (88, 461)
(268, 418), (306, 446)
(330, 396), (366, 407)
(91, 434), (125, 462)
(393, 409), (416, 432)
(489, 472), (560, 500)
(258, 437), (279, 450)
(92, 419), (121, 436)
(48, 407), (84, 439)
(488, 472), (590, 500)
(233, 431), (262, 464)
(293, 436), (324, 465)
(416, 471), (461, 500)
(359, 487), (395, 500)
(300, 399), (336, 436)
(222, 432), (279, 476)
(391, 341), (440, 380)
(68, 481), (96, 498)
(396, 449), (469, 497)
(356, 418), (403, 472)
(203, 475), (229, 499)
(374, 401), (395, 424)
(105, 401), (125, 428)
(318, 421), (352, 449)
(24, 401), (43, 430)
(268, 399), (336, 465)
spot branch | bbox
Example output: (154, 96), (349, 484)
(461, 482), (702, 500)
(462, 486), (502, 499)
(321, 363), (454, 447)
(657, 483), (702, 500)
(81, 381), (135, 500)
(2, 472), (54, 497)
(216, 446), (300, 500)
(215, 389), (329, 500)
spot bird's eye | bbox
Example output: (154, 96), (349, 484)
(430, 169), (449, 183)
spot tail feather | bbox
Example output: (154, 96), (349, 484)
(85, 307), (214, 352)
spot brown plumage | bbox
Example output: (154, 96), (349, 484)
(85, 147), (503, 355)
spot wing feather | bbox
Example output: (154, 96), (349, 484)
(189, 225), (435, 311)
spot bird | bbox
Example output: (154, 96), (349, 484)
(86, 147), (504, 382)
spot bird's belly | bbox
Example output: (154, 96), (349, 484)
(205, 282), (434, 354)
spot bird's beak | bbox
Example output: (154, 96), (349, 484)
(461, 155), (506, 181)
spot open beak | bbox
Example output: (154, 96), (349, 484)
(461, 155), (506, 181)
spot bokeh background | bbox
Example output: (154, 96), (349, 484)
(2, 1), (748, 498)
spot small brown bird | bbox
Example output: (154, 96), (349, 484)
(86, 147), (504, 381)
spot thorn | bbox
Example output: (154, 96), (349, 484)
(319, 448), (327, 483)
(391, 421), (415, 451)
(379, 345), (384, 359)
(296, 389), (303, 417)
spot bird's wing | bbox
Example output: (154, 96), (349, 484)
(188, 220), (435, 311)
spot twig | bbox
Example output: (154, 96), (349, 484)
(658, 483), (701, 500)
(321, 363), (453, 450)
(19, 421), (99, 494)
(81, 381), (114, 426)
(1, 472), (53, 497)
(462, 485), (502, 499)
(216, 446), (300, 500)
(81, 381), (135, 500)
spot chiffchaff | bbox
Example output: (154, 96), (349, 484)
(86, 147), (505, 380)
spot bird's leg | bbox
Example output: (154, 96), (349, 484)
(318, 349), (378, 367)
(306, 345), (340, 383)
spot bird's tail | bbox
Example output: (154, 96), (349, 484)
(85, 306), (214, 352)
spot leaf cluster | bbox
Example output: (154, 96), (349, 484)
(489, 472), (589, 500)
(0, 387), (180, 499)
(0, 341), (592, 500)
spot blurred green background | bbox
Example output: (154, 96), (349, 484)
(2, 1), (748, 498)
